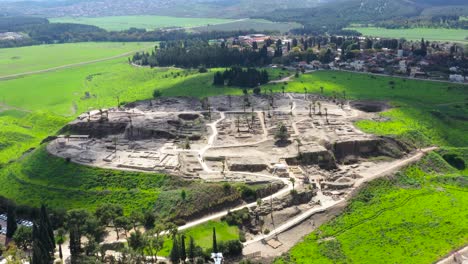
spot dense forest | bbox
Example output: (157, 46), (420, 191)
(132, 40), (272, 68)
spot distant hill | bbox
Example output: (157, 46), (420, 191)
(257, 0), (468, 32)
(0, 0), (323, 18)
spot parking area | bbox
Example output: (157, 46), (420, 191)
(0, 214), (33, 236)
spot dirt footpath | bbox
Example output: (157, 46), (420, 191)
(243, 201), (347, 263)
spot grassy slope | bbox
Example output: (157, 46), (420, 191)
(0, 42), (152, 76)
(49, 16), (234, 31)
(346, 27), (468, 43)
(0, 110), (69, 164)
(0, 145), (169, 212)
(265, 71), (468, 147)
(275, 150), (468, 264)
(0, 144), (256, 215)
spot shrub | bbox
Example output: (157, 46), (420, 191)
(153, 89), (162, 98)
(237, 185), (256, 201)
(174, 218), (186, 226)
(253, 87), (261, 95)
(442, 154), (465, 170)
(212, 240), (243, 257)
(239, 230), (246, 242)
(222, 207), (250, 226)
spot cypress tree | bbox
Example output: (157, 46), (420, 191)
(188, 236), (195, 263)
(212, 227), (218, 253)
(170, 235), (180, 264)
(69, 227), (81, 258)
(6, 204), (18, 240)
(39, 205), (55, 255)
(32, 223), (51, 264)
(180, 235), (186, 263)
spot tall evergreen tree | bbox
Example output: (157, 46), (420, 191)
(32, 223), (52, 264)
(68, 227), (81, 258)
(212, 227), (218, 253)
(6, 204), (17, 240)
(180, 235), (186, 263)
(292, 38), (298, 47)
(170, 235), (180, 264)
(40, 205), (55, 251)
(188, 236), (195, 263)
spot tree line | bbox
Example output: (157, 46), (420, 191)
(1, 200), (243, 263)
(213, 67), (270, 88)
(132, 39), (272, 68)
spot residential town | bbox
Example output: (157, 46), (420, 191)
(216, 33), (468, 83)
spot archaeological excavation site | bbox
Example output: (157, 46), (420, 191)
(47, 93), (416, 251)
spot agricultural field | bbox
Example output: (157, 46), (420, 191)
(193, 19), (301, 33)
(49, 16), (235, 31)
(264, 71), (468, 147)
(275, 149), (468, 264)
(0, 42), (153, 77)
(346, 27), (468, 43)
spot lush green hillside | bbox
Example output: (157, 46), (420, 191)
(2, 0), (321, 19)
(0, 42), (152, 77)
(346, 27), (468, 43)
(275, 149), (468, 264)
(49, 16), (235, 31)
(0, 110), (69, 165)
(258, 0), (468, 33)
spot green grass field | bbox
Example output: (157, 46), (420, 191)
(193, 19), (301, 33)
(0, 42), (153, 77)
(346, 27), (468, 43)
(275, 149), (468, 264)
(158, 221), (239, 257)
(49, 16), (235, 31)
